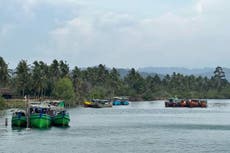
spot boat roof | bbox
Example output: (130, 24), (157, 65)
(113, 96), (128, 100)
(13, 109), (26, 113)
(91, 99), (109, 102)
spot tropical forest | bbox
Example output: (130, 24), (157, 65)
(0, 56), (230, 107)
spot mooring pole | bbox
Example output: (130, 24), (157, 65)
(25, 95), (30, 129)
(5, 118), (8, 126)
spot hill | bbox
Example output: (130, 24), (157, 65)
(137, 67), (230, 81)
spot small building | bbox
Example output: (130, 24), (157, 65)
(0, 88), (13, 99)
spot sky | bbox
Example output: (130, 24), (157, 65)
(0, 0), (230, 69)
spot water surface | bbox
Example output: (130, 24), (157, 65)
(1, 100), (230, 153)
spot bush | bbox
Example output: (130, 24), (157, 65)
(53, 77), (76, 102)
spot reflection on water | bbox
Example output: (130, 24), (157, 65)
(1, 99), (230, 153)
(210, 102), (230, 108)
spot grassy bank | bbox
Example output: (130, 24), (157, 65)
(2, 98), (79, 109)
(4, 99), (26, 109)
(0, 97), (5, 110)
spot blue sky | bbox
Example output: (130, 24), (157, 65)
(0, 0), (230, 69)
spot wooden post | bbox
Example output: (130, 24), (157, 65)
(25, 95), (30, 129)
(5, 118), (8, 126)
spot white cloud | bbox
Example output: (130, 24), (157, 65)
(196, 0), (230, 14)
(47, 10), (204, 67)
(1, 0), (230, 68)
(196, 1), (204, 14)
(50, 0), (230, 67)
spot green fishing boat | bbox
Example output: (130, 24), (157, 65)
(11, 110), (27, 127)
(50, 101), (70, 126)
(30, 113), (51, 128)
(53, 110), (70, 126)
(29, 103), (52, 128)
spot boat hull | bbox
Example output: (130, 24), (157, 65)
(121, 101), (129, 105)
(113, 100), (121, 105)
(113, 97), (129, 106)
(84, 102), (112, 108)
(30, 113), (51, 128)
(165, 99), (207, 108)
(53, 113), (70, 126)
(11, 116), (27, 127)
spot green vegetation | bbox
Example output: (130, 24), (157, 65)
(0, 57), (9, 87)
(0, 96), (5, 109)
(0, 56), (230, 107)
(3, 99), (25, 108)
(53, 77), (75, 102)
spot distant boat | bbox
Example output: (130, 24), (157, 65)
(165, 98), (181, 107)
(165, 98), (207, 108)
(11, 109), (27, 127)
(113, 97), (129, 105)
(83, 101), (94, 107)
(112, 97), (121, 105)
(188, 99), (207, 108)
(84, 99), (112, 108)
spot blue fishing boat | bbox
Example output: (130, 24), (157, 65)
(112, 97), (129, 105)
(112, 97), (121, 105)
(121, 98), (129, 105)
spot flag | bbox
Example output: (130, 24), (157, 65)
(58, 101), (65, 107)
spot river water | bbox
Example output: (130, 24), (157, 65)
(1, 100), (230, 153)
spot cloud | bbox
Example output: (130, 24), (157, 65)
(48, 13), (137, 67)
(1, 0), (230, 68)
(196, 1), (204, 14)
(48, 10), (205, 67)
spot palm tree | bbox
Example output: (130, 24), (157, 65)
(59, 60), (69, 78)
(109, 68), (122, 96)
(50, 59), (60, 80)
(214, 66), (226, 91)
(0, 57), (9, 87)
(15, 60), (31, 97)
(124, 68), (145, 95)
(32, 61), (49, 97)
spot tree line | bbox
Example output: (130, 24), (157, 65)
(0, 56), (230, 106)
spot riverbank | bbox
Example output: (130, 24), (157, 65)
(3, 99), (26, 108)
(1, 98), (164, 109)
(1, 98), (79, 109)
